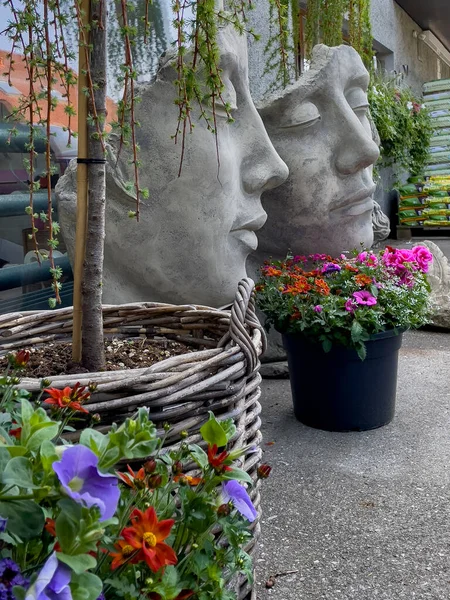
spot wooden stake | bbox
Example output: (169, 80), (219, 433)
(72, 0), (90, 363)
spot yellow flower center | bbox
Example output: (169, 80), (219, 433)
(122, 545), (134, 557)
(61, 396), (71, 405)
(143, 532), (157, 547)
(68, 476), (84, 492)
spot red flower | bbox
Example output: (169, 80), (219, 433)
(117, 465), (147, 490)
(44, 518), (61, 551)
(9, 425), (22, 439)
(257, 464), (272, 479)
(43, 382), (90, 414)
(121, 507), (177, 573)
(8, 350), (30, 369)
(207, 444), (231, 472)
(110, 538), (140, 570)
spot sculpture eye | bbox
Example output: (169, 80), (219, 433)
(347, 87), (369, 117)
(214, 76), (237, 118)
(278, 101), (321, 129)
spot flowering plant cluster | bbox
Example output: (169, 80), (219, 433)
(256, 246), (433, 359)
(0, 357), (268, 600)
(369, 76), (433, 181)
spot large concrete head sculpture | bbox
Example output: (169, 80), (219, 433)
(256, 44), (380, 258)
(57, 24), (288, 306)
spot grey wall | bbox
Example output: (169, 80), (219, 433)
(372, 0), (449, 95)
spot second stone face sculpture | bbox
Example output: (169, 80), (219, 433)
(255, 44), (380, 262)
(56, 24), (288, 307)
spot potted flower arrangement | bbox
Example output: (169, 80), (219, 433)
(0, 358), (270, 600)
(256, 246), (433, 431)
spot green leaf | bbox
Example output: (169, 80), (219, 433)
(322, 338), (332, 353)
(79, 428), (106, 456)
(0, 447), (10, 472)
(351, 320), (363, 344)
(55, 500), (82, 552)
(70, 572), (103, 600)
(221, 467), (253, 485)
(26, 422), (59, 452)
(12, 586), (26, 600)
(58, 553), (97, 574)
(370, 285), (379, 298)
(219, 418), (237, 443)
(200, 413), (227, 448)
(2, 457), (41, 489)
(150, 566), (182, 599)
(188, 444), (208, 469)
(40, 440), (59, 473)
(356, 342), (367, 361)
(0, 500), (44, 540)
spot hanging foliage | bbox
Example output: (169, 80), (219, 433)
(306, 0), (373, 67)
(267, 0), (373, 90)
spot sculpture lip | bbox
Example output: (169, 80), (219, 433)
(231, 213), (267, 233)
(332, 185), (377, 212)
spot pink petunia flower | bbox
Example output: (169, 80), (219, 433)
(344, 298), (356, 313)
(412, 246), (433, 273)
(352, 291), (377, 306)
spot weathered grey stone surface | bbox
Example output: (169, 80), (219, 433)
(372, 200), (391, 245)
(414, 240), (450, 330)
(255, 44), (380, 263)
(259, 360), (289, 379)
(56, 25), (288, 307)
(255, 329), (450, 599)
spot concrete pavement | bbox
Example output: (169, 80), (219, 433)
(255, 329), (450, 599)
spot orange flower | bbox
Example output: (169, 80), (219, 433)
(283, 276), (311, 296)
(43, 382), (90, 414)
(173, 474), (203, 486)
(121, 507), (177, 573)
(314, 279), (330, 296)
(264, 266), (282, 277)
(110, 538), (140, 570)
(355, 274), (372, 287)
(117, 465), (147, 489)
(345, 265), (359, 273)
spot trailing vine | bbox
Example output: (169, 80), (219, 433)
(267, 0), (373, 90)
(369, 74), (434, 183)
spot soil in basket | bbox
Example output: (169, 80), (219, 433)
(1, 338), (198, 379)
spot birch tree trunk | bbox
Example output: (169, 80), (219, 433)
(81, 0), (107, 371)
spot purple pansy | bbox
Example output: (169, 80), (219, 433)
(352, 291), (377, 306)
(25, 553), (71, 600)
(222, 481), (257, 523)
(53, 446), (119, 520)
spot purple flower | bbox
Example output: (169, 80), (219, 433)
(0, 517), (7, 533)
(25, 553), (71, 600)
(313, 305), (323, 313)
(0, 559), (29, 600)
(222, 481), (257, 523)
(53, 446), (119, 521)
(322, 263), (341, 275)
(344, 298), (356, 313)
(352, 291), (377, 306)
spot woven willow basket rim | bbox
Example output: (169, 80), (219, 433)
(0, 278), (266, 386)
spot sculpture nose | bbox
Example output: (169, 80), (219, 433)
(334, 111), (379, 175)
(240, 111), (289, 195)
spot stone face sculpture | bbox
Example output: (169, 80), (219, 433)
(414, 240), (450, 330)
(255, 44), (380, 261)
(56, 24), (288, 307)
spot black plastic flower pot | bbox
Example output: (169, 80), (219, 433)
(281, 330), (404, 432)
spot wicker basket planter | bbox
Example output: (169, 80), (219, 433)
(0, 278), (265, 600)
